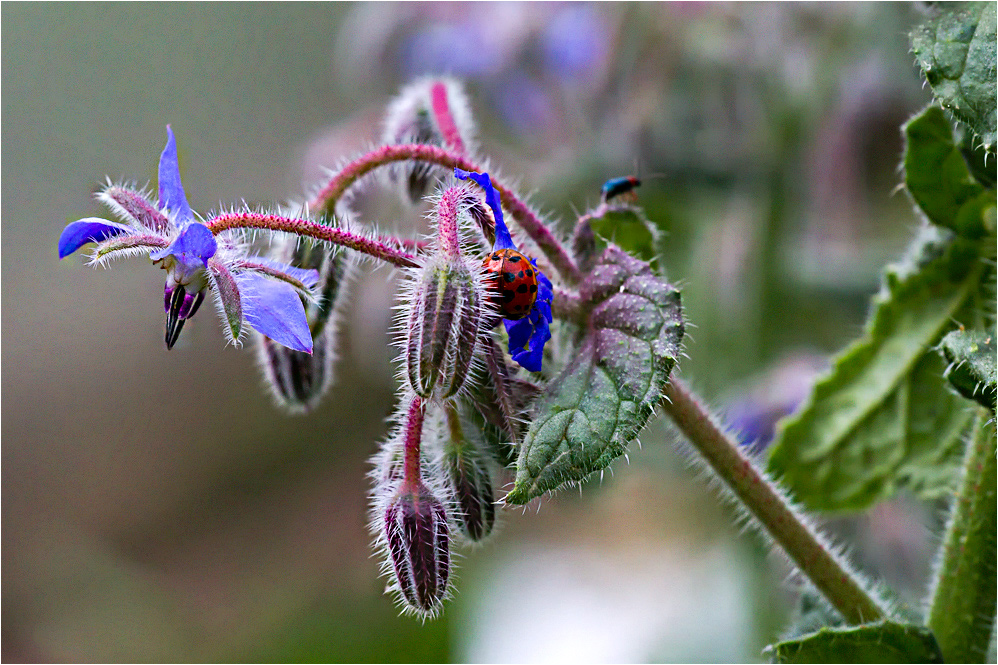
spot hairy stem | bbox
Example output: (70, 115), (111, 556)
(206, 212), (418, 268)
(307, 144), (582, 284)
(926, 410), (997, 664)
(403, 396), (426, 488)
(660, 376), (888, 625)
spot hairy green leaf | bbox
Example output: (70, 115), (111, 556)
(940, 327), (997, 412)
(911, 2), (997, 150)
(904, 105), (996, 238)
(587, 205), (661, 264)
(767, 230), (987, 512)
(504, 247), (684, 504)
(766, 621), (943, 664)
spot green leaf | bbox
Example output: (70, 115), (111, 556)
(911, 2), (997, 151)
(903, 104), (996, 238)
(940, 327), (997, 412)
(504, 247), (684, 504)
(767, 230), (987, 512)
(586, 205), (662, 264)
(766, 621), (943, 664)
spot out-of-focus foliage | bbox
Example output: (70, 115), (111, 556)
(768, 102), (996, 513)
(767, 226), (985, 511)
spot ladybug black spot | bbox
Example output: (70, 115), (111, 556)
(503, 272), (516, 283)
(517, 284), (529, 294)
(525, 269), (533, 277)
(507, 255), (521, 263)
(530, 284), (538, 293)
(492, 252), (501, 261)
(503, 291), (516, 302)
(517, 270), (524, 278)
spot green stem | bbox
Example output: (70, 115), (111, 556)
(660, 377), (888, 625)
(926, 410), (997, 664)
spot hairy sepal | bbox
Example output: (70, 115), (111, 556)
(402, 256), (484, 399)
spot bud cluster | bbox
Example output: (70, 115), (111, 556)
(370, 390), (508, 616)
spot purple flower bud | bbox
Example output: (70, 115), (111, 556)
(383, 78), (476, 203)
(404, 257), (482, 399)
(258, 333), (331, 412)
(256, 239), (353, 413)
(383, 482), (451, 615)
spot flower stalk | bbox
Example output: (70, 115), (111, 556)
(306, 144), (581, 284)
(925, 410), (997, 664)
(660, 376), (888, 625)
(206, 212), (419, 268)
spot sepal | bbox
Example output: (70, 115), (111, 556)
(404, 257), (482, 398)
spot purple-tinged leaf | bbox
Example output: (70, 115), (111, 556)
(58, 217), (133, 258)
(208, 259), (242, 343)
(237, 272), (313, 353)
(505, 247), (684, 504)
(158, 126), (194, 224)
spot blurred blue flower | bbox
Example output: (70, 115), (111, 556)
(58, 127), (318, 352)
(454, 168), (552, 372)
(541, 5), (608, 79)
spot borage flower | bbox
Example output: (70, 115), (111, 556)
(453, 168), (552, 372)
(58, 127), (318, 352)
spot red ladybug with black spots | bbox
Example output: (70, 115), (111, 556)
(482, 248), (538, 320)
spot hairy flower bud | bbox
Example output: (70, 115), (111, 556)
(442, 404), (496, 541)
(404, 257), (482, 399)
(383, 482), (451, 616)
(257, 238), (353, 413)
(383, 77), (476, 202)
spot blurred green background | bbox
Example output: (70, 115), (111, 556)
(4, 3), (939, 662)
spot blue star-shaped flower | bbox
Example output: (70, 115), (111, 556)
(58, 127), (318, 352)
(454, 168), (552, 372)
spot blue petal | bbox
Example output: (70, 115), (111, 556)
(150, 222), (217, 283)
(503, 259), (553, 372)
(58, 217), (133, 258)
(504, 308), (551, 372)
(237, 272), (313, 353)
(158, 126), (194, 224)
(454, 168), (515, 250)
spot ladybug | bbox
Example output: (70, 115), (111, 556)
(601, 175), (641, 203)
(481, 248), (538, 320)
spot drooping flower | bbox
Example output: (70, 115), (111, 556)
(453, 168), (552, 372)
(58, 126), (318, 352)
